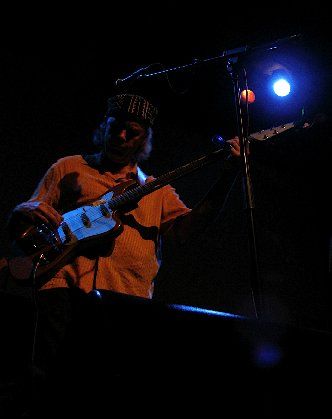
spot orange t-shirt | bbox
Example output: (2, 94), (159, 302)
(28, 154), (190, 298)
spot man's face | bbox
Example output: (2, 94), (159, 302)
(104, 116), (148, 165)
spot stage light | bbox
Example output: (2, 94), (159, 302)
(241, 49), (317, 127)
(273, 78), (291, 97)
(268, 66), (292, 98)
(240, 89), (256, 104)
(260, 62), (293, 98)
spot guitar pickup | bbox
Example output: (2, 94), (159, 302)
(81, 212), (92, 228)
(100, 204), (111, 218)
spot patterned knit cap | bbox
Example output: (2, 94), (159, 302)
(106, 94), (158, 126)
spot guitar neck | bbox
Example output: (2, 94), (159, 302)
(109, 147), (229, 210)
(108, 120), (297, 210)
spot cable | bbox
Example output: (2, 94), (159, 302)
(30, 254), (44, 366)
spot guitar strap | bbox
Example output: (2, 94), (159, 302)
(82, 153), (149, 185)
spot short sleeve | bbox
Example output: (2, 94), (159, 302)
(29, 163), (61, 209)
(160, 184), (191, 229)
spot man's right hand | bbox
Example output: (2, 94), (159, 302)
(12, 201), (63, 228)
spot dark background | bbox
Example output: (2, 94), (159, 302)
(1, 10), (331, 331)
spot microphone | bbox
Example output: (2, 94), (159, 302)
(115, 65), (151, 88)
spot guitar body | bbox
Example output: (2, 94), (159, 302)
(8, 180), (137, 283)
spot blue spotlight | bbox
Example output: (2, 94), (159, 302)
(273, 78), (291, 96)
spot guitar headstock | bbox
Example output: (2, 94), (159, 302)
(248, 122), (295, 141)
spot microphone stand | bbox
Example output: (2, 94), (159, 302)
(115, 34), (301, 88)
(227, 57), (263, 319)
(115, 34), (301, 319)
